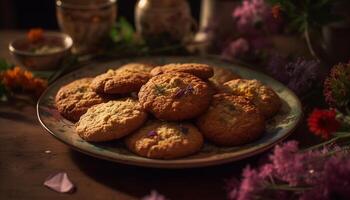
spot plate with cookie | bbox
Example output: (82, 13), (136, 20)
(37, 56), (302, 168)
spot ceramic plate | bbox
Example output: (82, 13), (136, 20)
(37, 56), (302, 168)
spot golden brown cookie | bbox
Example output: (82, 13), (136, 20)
(76, 99), (148, 142)
(55, 78), (106, 122)
(91, 64), (152, 94)
(117, 63), (154, 73)
(150, 63), (214, 79)
(209, 66), (241, 90)
(138, 72), (212, 121)
(197, 93), (265, 146)
(221, 79), (281, 118)
(125, 121), (203, 159)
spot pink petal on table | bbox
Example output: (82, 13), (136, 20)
(44, 172), (74, 193)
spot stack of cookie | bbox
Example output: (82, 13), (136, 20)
(55, 63), (281, 159)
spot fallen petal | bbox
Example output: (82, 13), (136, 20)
(44, 172), (74, 193)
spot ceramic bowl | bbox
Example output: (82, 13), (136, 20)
(9, 31), (73, 71)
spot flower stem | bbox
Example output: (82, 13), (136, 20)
(302, 132), (350, 152)
(304, 24), (321, 62)
(266, 184), (312, 191)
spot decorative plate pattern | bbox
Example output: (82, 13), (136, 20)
(37, 56), (302, 168)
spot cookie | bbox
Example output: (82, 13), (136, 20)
(209, 66), (241, 90)
(125, 121), (203, 159)
(221, 79), (281, 118)
(76, 99), (148, 142)
(91, 64), (152, 94)
(138, 72), (212, 121)
(55, 78), (106, 122)
(196, 93), (265, 146)
(150, 63), (214, 79)
(117, 63), (154, 73)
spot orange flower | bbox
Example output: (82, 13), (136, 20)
(272, 4), (281, 19)
(27, 28), (44, 43)
(1, 66), (47, 97)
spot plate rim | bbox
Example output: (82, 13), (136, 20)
(36, 55), (303, 168)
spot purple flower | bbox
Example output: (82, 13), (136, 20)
(267, 56), (323, 96)
(236, 166), (266, 200)
(300, 155), (350, 200)
(285, 58), (322, 95)
(227, 139), (350, 200)
(148, 130), (157, 137)
(233, 0), (281, 36)
(267, 54), (289, 83)
(258, 163), (274, 178)
(175, 84), (194, 99)
(270, 141), (327, 186)
(322, 156), (350, 199)
(222, 38), (250, 61)
(142, 190), (168, 200)
(226, 178), (241, 200)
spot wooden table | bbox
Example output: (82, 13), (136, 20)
(0, 31), (314, 200)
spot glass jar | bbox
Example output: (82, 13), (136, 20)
(56, 0), (117, 55)
(135, 0), (194, 48)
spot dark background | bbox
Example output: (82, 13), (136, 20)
(0, 0), (201, 30)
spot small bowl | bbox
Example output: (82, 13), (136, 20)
(9, 32), (73, 71)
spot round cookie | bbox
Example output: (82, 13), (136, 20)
(91, 64), (152, 94)
(150, 63), (214, 79)
(221, 79), (281, 118)
(55, 78), (106, 122)
(197, 93), (265, 146)
(209, 66), (241, 90)
(125, 121), (203, 159)
(76, 99), (148, 142)
(117, 63), (154, 73)
(138, 72), (211, 121)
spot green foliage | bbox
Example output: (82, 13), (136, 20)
(268, 0), (340, 32)
(106, 17), (189, 57)
(0, 58), (12, 101)
(0, 58), (13, 72)
(109, 17), (136, 44)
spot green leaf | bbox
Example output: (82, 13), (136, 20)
(0, 58), (13, 71)
(267, 0), (340, 33)
(109, 17), (135, 44)
(119, 17), (135, 43)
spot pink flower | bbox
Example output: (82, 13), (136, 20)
(236, 166), (265, 200)
(233, 0), (281, 35)
(221, 38), (250, 60)
(227, 140), (350, 200)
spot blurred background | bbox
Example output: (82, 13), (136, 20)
(0, 0), (202, 29)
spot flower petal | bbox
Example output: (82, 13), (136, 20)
(44, 172), (74, 193)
